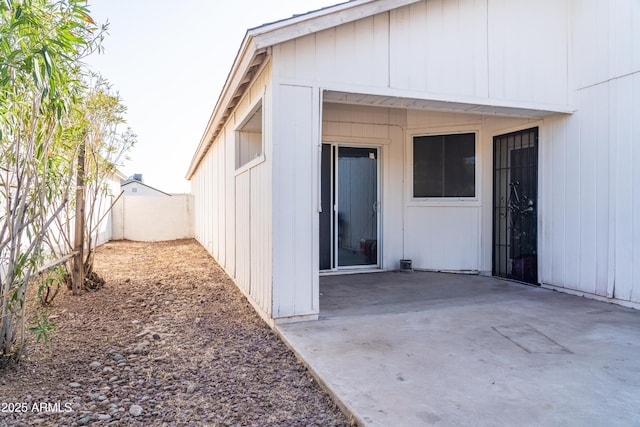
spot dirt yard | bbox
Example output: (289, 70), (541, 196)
(0, 240), (350, 426)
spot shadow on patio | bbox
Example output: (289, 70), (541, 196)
(318, 271), (532, 319)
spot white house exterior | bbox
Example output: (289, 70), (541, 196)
(186, 0), (640, 323)
(120, 178), (171, 197)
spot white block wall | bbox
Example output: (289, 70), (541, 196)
(112, 194), (194, 242)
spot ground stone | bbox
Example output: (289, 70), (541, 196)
(77, 415), (92, 425)
(0, 240), (348, 427)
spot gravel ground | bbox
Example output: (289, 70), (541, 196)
(0, 239), (350, 426)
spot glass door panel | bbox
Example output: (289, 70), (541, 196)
(337, 147), (378, 267)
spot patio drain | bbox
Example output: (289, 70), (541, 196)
(492, 324), (572, 354)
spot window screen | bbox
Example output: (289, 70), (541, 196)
(413, 133), (475, 198)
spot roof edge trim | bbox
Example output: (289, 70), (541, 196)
(186, 0), (423, 179)
(252, 0), (421, 49)
(185, 37), (259, 179)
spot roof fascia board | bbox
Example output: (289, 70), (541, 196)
(251, 0), (422, 49)
(186, 0), (422, 179)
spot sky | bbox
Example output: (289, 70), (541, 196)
(85, 0), (340, 193)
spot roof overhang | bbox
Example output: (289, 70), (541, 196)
(185, 0), (422, 180)
(323, 90), (575, 118)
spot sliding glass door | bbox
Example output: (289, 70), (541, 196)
(320, 144), (379, 270)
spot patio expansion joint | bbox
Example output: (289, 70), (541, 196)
(492, 323), (573, 355)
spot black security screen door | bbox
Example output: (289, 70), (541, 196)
(493, 128), (538, 284)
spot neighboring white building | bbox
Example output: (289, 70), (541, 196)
(186, 0), (640, 323)
(120, 174), (171, 197)
(93, 169), (128, 246)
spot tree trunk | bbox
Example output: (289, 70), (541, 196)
(72, 141), (86, 295)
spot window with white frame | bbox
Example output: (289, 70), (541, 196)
(413, 132), (476, 198)
(236, 101), (263, 169)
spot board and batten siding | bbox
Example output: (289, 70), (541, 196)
(270, 83), (320, 320)
(540, 77), (640, 305)
(272, 0), (568, 276)
(192, 62), (273, 319)
(537, 0), (640, 306)
(234, 170), (251, 295)
(275, 0), (569, 110)
(271, 0), (639, 307)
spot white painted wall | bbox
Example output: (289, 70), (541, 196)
(271, 83), (320, 320)
(94, 175), (123, 246)
(276, 0), (570, 110)
(534, 0), (640, 307)
(93, 194), (113, 247)
(42, 175), (121, 257)
(112, 194), (194, 242)
(191, 61), (273, 319)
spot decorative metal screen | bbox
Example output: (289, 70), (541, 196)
(493, 128), (539, 284)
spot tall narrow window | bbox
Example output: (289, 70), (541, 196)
(236, 102), (263, 169)
(413, 132), (476, 198)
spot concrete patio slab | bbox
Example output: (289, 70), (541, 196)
(276, 271), (640, 426)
